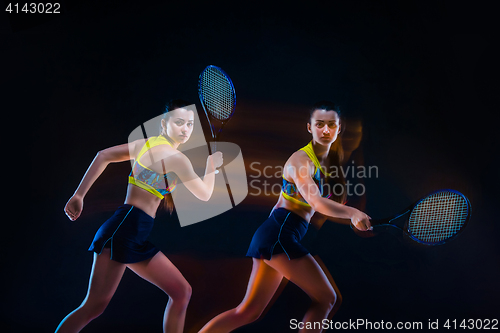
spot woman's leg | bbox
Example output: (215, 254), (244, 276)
(264, 253), (338, 333)
(127, 251), (192, 333)
(198, 258), (284, 333)
(55, 248), (127, 333)
(313, 255), (342, 319)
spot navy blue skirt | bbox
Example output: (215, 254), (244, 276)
(246, 208), (309, 260)
(88, 204), (159, 264)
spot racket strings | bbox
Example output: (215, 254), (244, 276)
(409, 191), (468, 243)
(200, 67), (235, 121)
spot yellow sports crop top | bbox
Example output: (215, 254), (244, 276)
(281, 141), (331, 207)
(128, 136), (178, 199)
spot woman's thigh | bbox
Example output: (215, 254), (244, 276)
(237, 258), (284, 313)
(264, 253), (336, 303)
(84, 248), (127, 306)
(127, 251), (191, 299)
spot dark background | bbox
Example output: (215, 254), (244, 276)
(2, 1), (499, 332)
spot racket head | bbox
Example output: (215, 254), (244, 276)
(405, 189), (471, 245)
(198, 65), (236, 123)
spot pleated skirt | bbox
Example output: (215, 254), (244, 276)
(246, 208), (309, 260)
(88, 204), (159, 263)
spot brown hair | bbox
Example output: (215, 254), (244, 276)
(161, 99), (192, 214)
(309, 101), (347, 204)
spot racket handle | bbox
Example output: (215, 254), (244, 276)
(211, 141), (219, 174)
(207, 141), (220, 175)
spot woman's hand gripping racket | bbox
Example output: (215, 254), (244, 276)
(198, 65), (237, 205)
(353, 189), (471, 246)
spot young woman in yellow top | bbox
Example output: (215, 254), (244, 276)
(55, 100), (223, 333)
(199, 101), (371, 333)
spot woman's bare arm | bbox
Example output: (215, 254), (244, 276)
(64, 140), (142, 221)
(167, 151), (223, 202)
(288, 152), (371, 231)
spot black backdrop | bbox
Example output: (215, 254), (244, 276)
(3, 1), (499, 332)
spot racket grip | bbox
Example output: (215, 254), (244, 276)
(210, 141), (219, 174)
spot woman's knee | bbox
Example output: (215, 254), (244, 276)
(80, 297), (111, 320)
(183, 282), (193, 302)
(169, 280), (192, 306)
(335, 289), (342, 308)
(235, 304), (264, 324)
(313, 287), (337, 310)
